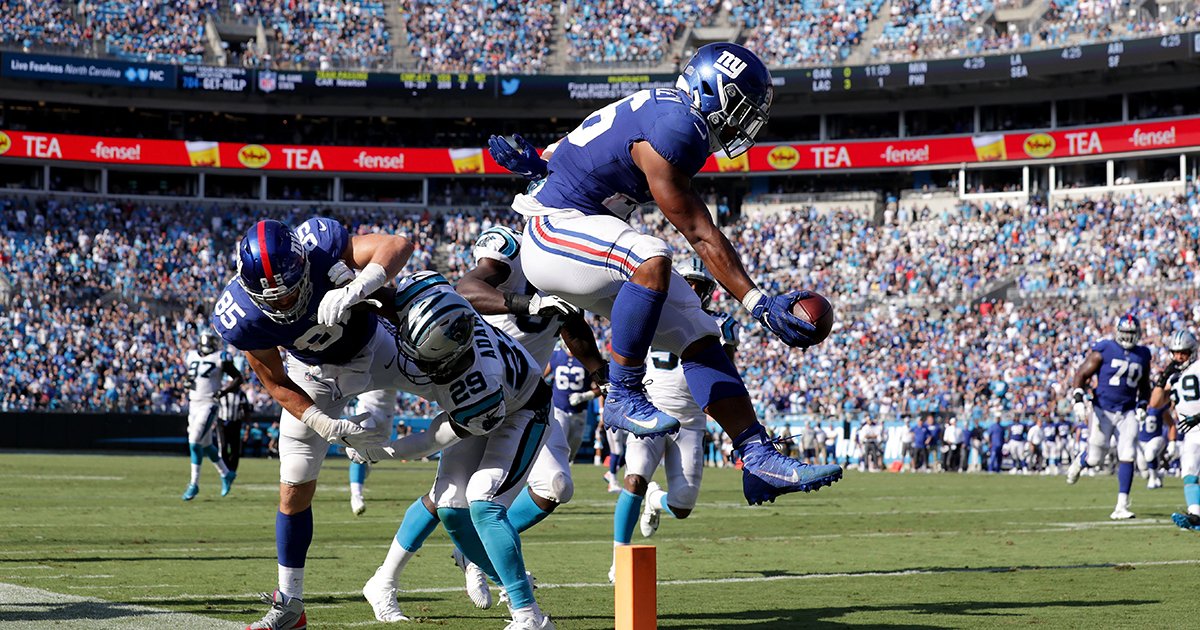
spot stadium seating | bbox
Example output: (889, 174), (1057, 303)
(563, 0), (717, 65)
(3, 186), (1196, 419)
(91, 0), (213, 65)
(404, 0), (553, 73)
(240, 0), (393, 69)
(0, 0), (85, 53)
(738, 0), (884, 66)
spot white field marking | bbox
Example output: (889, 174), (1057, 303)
(4, 566), (54, 570)
(0, 474), (126, 480)
(66, 584), (179, 590)
(0, 582), (241, 630)
(131, 558), (1200, 602)
(3, 575), (115, 580)
(1, 517), (1186, 562)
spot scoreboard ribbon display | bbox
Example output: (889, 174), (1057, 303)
(1, 118), (1197, 174)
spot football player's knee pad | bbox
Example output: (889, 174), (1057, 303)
(548, 471), (574, 505)
(671, 484), (700, 511)
(1186, 475), (1199, 486)
(682, 342), (747, 411)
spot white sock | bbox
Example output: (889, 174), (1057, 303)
(213, 459), (230, 476)
(645, 486), (668, 514)
(279, 565), (304, 600)
(1117, 492), (1130, 508)
(189, 463), (201, 485)
(351, 482), (365, 499)
(512, 603), (543, 624)
(378, 538), (415, 587)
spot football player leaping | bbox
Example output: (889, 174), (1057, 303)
(347, 273), (559, 630)
(182, 329), (244, 500)
(488, 42), (841, 505)
(609, 257), (739, 581)
(1066, 315), (1152, 520)
(214, 218), (419, 630)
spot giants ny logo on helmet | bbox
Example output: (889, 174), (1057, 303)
(713, 51), (748, 79)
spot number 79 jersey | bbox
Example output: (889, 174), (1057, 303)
(1091, 338), (1150, 413)
(420, 315), (543, 436)
(212, 217), (377, 366)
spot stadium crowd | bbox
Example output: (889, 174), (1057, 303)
(405, 0), (553, 73)
(563, 0), (716, 65)
(2, 187), (1198, 436)
(739, 0), (879, 67)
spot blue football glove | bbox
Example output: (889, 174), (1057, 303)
(487, 134), (547, 181)
(750, 290), (818, 349)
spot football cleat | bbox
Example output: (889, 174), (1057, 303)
(351, 494), (366, 516)
(1110, 505), (1136, 520)
(603, 374), (679, 438)
(453, 548), (493, 609)
(607, 562), (616, 584)
(640, 482), (662, 538)
(221, 471), (237, 497)
(247, 590), (306, 630)
(499, 571), (537, 618)
(503, 613), (556, 630)
(182, 483), (199, 501)
(735, 429), (841, 505)
(363, 570), (409, 623)
(1065, 460), (1083, 485)
(603, 470), (617, 485)
(1171, 512), (1200, 530)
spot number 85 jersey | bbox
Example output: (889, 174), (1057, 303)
(212, 217), (377, 365)
(419, 315), (544, 437)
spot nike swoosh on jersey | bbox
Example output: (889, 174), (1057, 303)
(383, 356), (395, 370)
(756, 468), (801, 484)
(625, 413), (666, 430)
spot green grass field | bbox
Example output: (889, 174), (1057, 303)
(2, 453), (1199, 629)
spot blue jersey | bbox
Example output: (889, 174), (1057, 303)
(549, 349), (592, 413)
(1138, 410), (1166, 442)
(986, 422), (1005, 447)
(212, 217), (377, 366)
(1008, 422), (1026, 442)
(535, 88), (710, 220)
(1054, 420), (1072, 441)
(1091, 339), (1151, 413)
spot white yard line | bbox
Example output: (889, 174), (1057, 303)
(0, 582), (241, 630)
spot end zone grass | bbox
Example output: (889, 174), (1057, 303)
(2, 453), (1198, 629)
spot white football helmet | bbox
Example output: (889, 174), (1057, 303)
(676, 256), (717, 310)
(395, 274), (476, 382)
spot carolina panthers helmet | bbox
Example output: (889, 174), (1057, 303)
(198, 329), (220, 355)
(676, 42), (772, 158)
(237, 220), (312, 325)
(1167, 330), (1198, 364)
(1115, 314), (1141, 350)
(475, 225), (521, 259)
(396, 276), (476, 382)
(676, 256), (717, 309)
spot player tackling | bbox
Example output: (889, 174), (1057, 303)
(488, 42), (841, 505)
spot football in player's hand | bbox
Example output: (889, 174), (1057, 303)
(790, 292), (834, 345)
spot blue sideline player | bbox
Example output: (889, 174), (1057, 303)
(609, 257), (739, 580)
(214, 218), (416, 630)
(488, 42), (841, 505)
(182, 329), (244, 500)
(1066, 315), (1152, 520)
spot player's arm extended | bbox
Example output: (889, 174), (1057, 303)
(244, 347), (316, 420)
(350, 412), (465, 462)
(560, 313), (605, 376)
(632, 141), (755, 301)
(456, 257), (512, 315)
(1071, 351), (1103, 392)
(342, 233), (414, 278)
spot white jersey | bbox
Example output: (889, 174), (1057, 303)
(473, 227), (565, 370)
(1171, 363), (1200, 421)
(408, 315), (544, 437)
(644, 311), (740, 425)
(185, 349), (231, 403)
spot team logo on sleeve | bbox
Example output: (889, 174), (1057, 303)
(714, 51), (748, 79)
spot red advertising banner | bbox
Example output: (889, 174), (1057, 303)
(1, 117), (1198, 175)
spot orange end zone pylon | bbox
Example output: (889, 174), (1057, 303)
(615, 544), (656, 630)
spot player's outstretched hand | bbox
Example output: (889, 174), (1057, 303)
(488, 134), (547, 181)
(751, 291), (818, 349)
(318, 262), (388, 327)
(529, 293), (579, 318)
(328, 260), (355, 287)
(300, 408), (377, 446)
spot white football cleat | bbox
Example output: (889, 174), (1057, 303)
(503, 612), (555, 630)
(363, 569), (409, 622)
(607, 562), (616, 584)
(640, 482), (662, 538)
(351, 494), (366, 516)
(1065, 460), (1082, 484)
(1110, 505), (1136, 520)
(453, 548), (493, 609)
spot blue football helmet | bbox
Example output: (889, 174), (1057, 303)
(236, 220), (312, 324)
(1115, 314), (1141, 349)
(676, 42), (772, 158)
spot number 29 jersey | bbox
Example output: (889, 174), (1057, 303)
(1091, 339), (1151, 413)
(414, 315), (543, 437)
(212, 217), (377, 366)
(529, 88), (710, 221)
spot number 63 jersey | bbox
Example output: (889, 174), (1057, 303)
(212, 217), (377, 365)
(418, 315), (544, 437)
